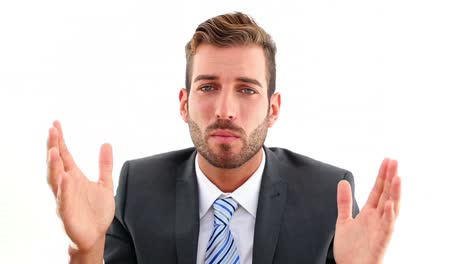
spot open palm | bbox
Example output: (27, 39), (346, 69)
(47, 121), (115, 252)
(334, 159), (401, 264)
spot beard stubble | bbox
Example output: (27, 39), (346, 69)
(188, 116), (269, 169)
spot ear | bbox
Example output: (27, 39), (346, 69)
(179, 88), (188, 123)
(268, 92), (281, 127)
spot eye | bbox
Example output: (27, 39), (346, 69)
(239, 88), (257, 95)
(199, 85), (216, 92)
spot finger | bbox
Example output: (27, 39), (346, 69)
(47, 147), (64, 197)
(382, 200), (396, 238)
(378, 160), (398, 215)
(53, 120), (76, 171)
(47, 126), (59, 156)
(390, 175), (402, 217)
(365, 158), (389, 209)
(56, 168), (73, 212)
(47, 126), (61, 168)
(336, 180), (353, 222)
(99, 143), (113, 190)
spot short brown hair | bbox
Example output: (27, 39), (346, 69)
(185, 12), (277, 97)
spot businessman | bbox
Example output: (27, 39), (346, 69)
(47, 12), (401, 263)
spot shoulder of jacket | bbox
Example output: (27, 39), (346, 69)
(266, 147), (350, 176)
(126, 147), (195, 167)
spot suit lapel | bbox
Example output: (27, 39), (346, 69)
(175, 150), (200, 264)
(252, 147), (287, 264)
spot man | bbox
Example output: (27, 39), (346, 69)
(47, 12), (401, 264)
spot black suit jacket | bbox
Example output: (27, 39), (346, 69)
(104, 147), (359, 263)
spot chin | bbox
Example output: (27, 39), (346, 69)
(212, 142), (241, 154)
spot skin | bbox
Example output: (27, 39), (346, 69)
(179, 44), (280, 192)
(47, 121), (113, 262)
(334, 159), (401, 264)
(46, 44), (401, 264)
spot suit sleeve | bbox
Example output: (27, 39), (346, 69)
(326, 171), (360, 264)
(104, 161), (138, 263)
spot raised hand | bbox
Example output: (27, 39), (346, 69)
(47, 121), (115, 252)
(333, 159), (401, 264)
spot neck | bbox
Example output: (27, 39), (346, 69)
(198, 149), (264, 193)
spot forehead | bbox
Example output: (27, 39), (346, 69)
(192, 44), (267, 86)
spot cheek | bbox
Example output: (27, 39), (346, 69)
(188, 99), (212, 121)
(238, 101), (269, 126)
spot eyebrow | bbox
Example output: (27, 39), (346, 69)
(193, 74), (263, 88)
(237, 77), (263, 88)
(193, 74), (218, 83)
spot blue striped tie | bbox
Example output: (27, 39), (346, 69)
(205, 197), (240, 264)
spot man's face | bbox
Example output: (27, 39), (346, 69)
(179, 44), (280, 168)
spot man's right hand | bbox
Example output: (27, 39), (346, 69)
(47, 120), (115, 253)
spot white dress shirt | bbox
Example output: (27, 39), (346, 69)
(195, 149), (265, 264)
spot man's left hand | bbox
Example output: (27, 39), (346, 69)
(333, 159), (401, 264)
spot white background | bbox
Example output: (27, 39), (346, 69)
(1, 0), (467, 263)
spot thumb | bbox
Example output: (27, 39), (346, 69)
(337, 180), (353, 222)
(99, 143), (113, 190)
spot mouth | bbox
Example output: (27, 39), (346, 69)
(210, 130), (240, 137)
(209, 130), (240, 144)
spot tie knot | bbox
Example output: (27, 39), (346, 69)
(213, 197), (238, 226)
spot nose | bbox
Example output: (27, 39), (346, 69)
(215, 89), (238, 121)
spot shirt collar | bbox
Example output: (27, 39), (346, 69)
(195, 148), (266, 219)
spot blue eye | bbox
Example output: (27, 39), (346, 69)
(240, 88), (256, 95)
(200, 85), (215, 92)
